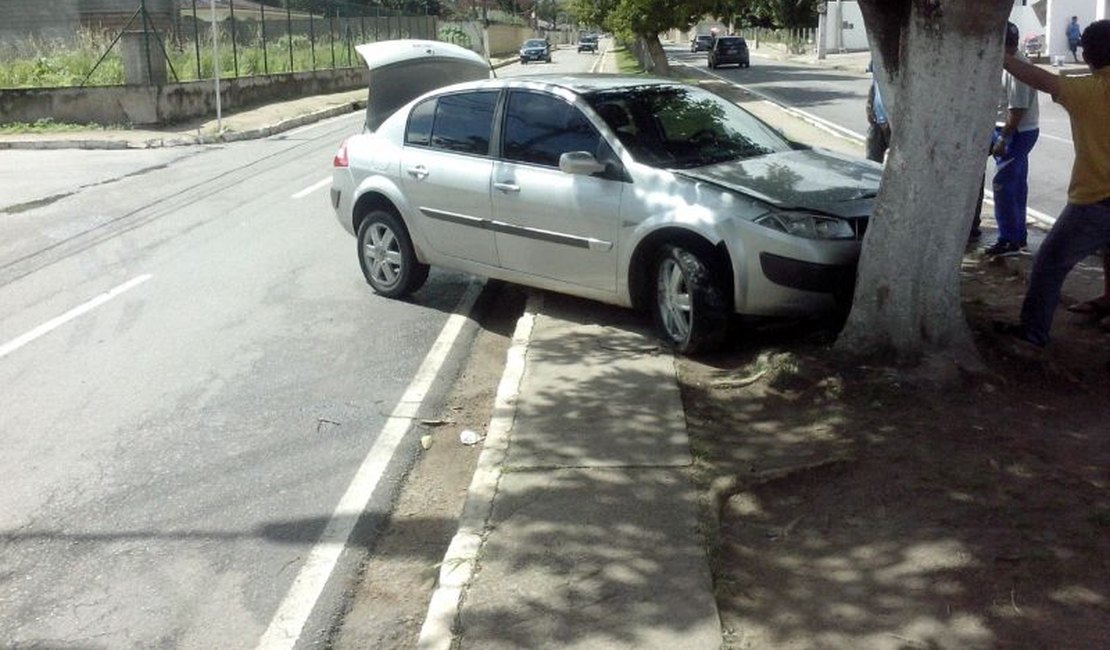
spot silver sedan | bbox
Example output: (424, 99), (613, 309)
(331, 41), (880, 353)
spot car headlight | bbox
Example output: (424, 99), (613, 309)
(754, 211), (855, 240)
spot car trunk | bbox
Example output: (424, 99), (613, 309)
(355, 40), (493, 131)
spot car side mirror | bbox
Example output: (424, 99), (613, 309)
(559, 151), (607, 176)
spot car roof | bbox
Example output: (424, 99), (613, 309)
(428, 74), (676, 98)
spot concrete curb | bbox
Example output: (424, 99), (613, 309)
(0, 98), (370, 150)
(0, 99), (367, 150)
(415, 292), (540, 650)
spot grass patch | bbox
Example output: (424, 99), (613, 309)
(612, 46), (644, 75)
(0, 118), (118, 134)
(0, 28), (366, 88)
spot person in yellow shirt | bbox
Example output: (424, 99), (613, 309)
(996, 19), (1110, 346)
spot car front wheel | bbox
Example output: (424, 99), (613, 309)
(357, 209), (429, 298)
(653, 244), (729, 354)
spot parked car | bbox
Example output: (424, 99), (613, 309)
(332, 41), (880, 353)
(519, 38), (551, 64)
(708, 35), (750, 68)
(578, 33), (599, 52)
(690, 34), (714, 52)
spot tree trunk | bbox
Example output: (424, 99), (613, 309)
(637, 32), (670, 75)
(836, 0), (1012, 369)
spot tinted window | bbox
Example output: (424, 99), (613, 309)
(429, 91), (498, 155)
(716, 37), (744, 48)
(405, 98), (435, 146)
(502, 91), (604, 167)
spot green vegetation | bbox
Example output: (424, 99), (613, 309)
(0, 28), (363, 89)
(0, 118), (114, 134)
(613, 46), (644, 74)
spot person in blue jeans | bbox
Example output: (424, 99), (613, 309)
(1067, 16), (1082, 63)
(995, 20), (1110, 347)
(984, 22), (1040, 257)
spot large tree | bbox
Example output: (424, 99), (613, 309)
(571, 0), (702, 73)
(836, 0), (1013, 370)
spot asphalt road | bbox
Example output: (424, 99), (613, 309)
(0, 45), (604, 649)
(0, 112), (484, 648)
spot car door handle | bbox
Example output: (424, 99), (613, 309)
(406, 165), (429, 180)
(493, 182), (520, 193)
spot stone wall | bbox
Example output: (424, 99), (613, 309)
(0, 66), (367, 126)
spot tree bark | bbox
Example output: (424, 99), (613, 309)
(638, 33), (670, 75)
(836, 0), (1012, 370)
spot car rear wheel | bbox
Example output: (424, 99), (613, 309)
(357, 209), (429, 298)
(653, 244), (729, 354)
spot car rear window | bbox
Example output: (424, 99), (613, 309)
(406, 91), (498, 156)
(716, 37), (744, 47)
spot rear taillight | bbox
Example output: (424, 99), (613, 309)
(333, 140), (349, 168)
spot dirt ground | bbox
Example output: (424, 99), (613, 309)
(330, 250), (1107, 649)
(679, 251), (1110, 649)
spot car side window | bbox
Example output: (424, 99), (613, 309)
(418, 91), (498, 156)
(405, 98), (435, 146)
(502, 91), (608, 168)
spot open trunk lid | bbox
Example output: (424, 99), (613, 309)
(355, 40), (493, 131)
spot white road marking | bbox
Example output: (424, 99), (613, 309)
(1039, 132), (1072, 145)
(256, 280), (485, 650)
(0, 274), (152, 360)
(291, 178), (330, 199)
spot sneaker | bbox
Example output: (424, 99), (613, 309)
(984, 239), (1025, 257)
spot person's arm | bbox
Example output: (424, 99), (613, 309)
(1003, 53), (1061, 98)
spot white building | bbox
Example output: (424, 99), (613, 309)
(820, 0), (1108, 61)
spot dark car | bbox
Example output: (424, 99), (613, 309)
(690, 34), (714, 52)
(519, 38), (551, 64)
(708, 35), (750, 68)
(578, 33), (598, 53)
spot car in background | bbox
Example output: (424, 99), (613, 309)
(519, 38), (551, 63)
(690, 34), (714, 52)
(708, 35), (750, 68)
(333, 41), (880, 354)
(578, 33), (599, 52)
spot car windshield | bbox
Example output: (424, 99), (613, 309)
(523, 39), (546, 48)
(585, 84), (792, 169)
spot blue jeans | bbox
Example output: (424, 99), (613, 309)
(992, 127), (1039, 244)
(1021, 200), (1110, 345)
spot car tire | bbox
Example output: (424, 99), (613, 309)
(653, 244), (729, 355)
(357, 209), (429, 299)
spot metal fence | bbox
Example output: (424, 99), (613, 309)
(739, 27), (818, 54)
(178, 0), (436, 80)
(8, 0), (440, 88)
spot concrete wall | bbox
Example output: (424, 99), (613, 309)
(0, 0), (174, 43)
(0, 66), (367, 126)
(1046, 0), (1101, 58)
(487, 23), (539, 56)
(0, 0), (80, 42)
